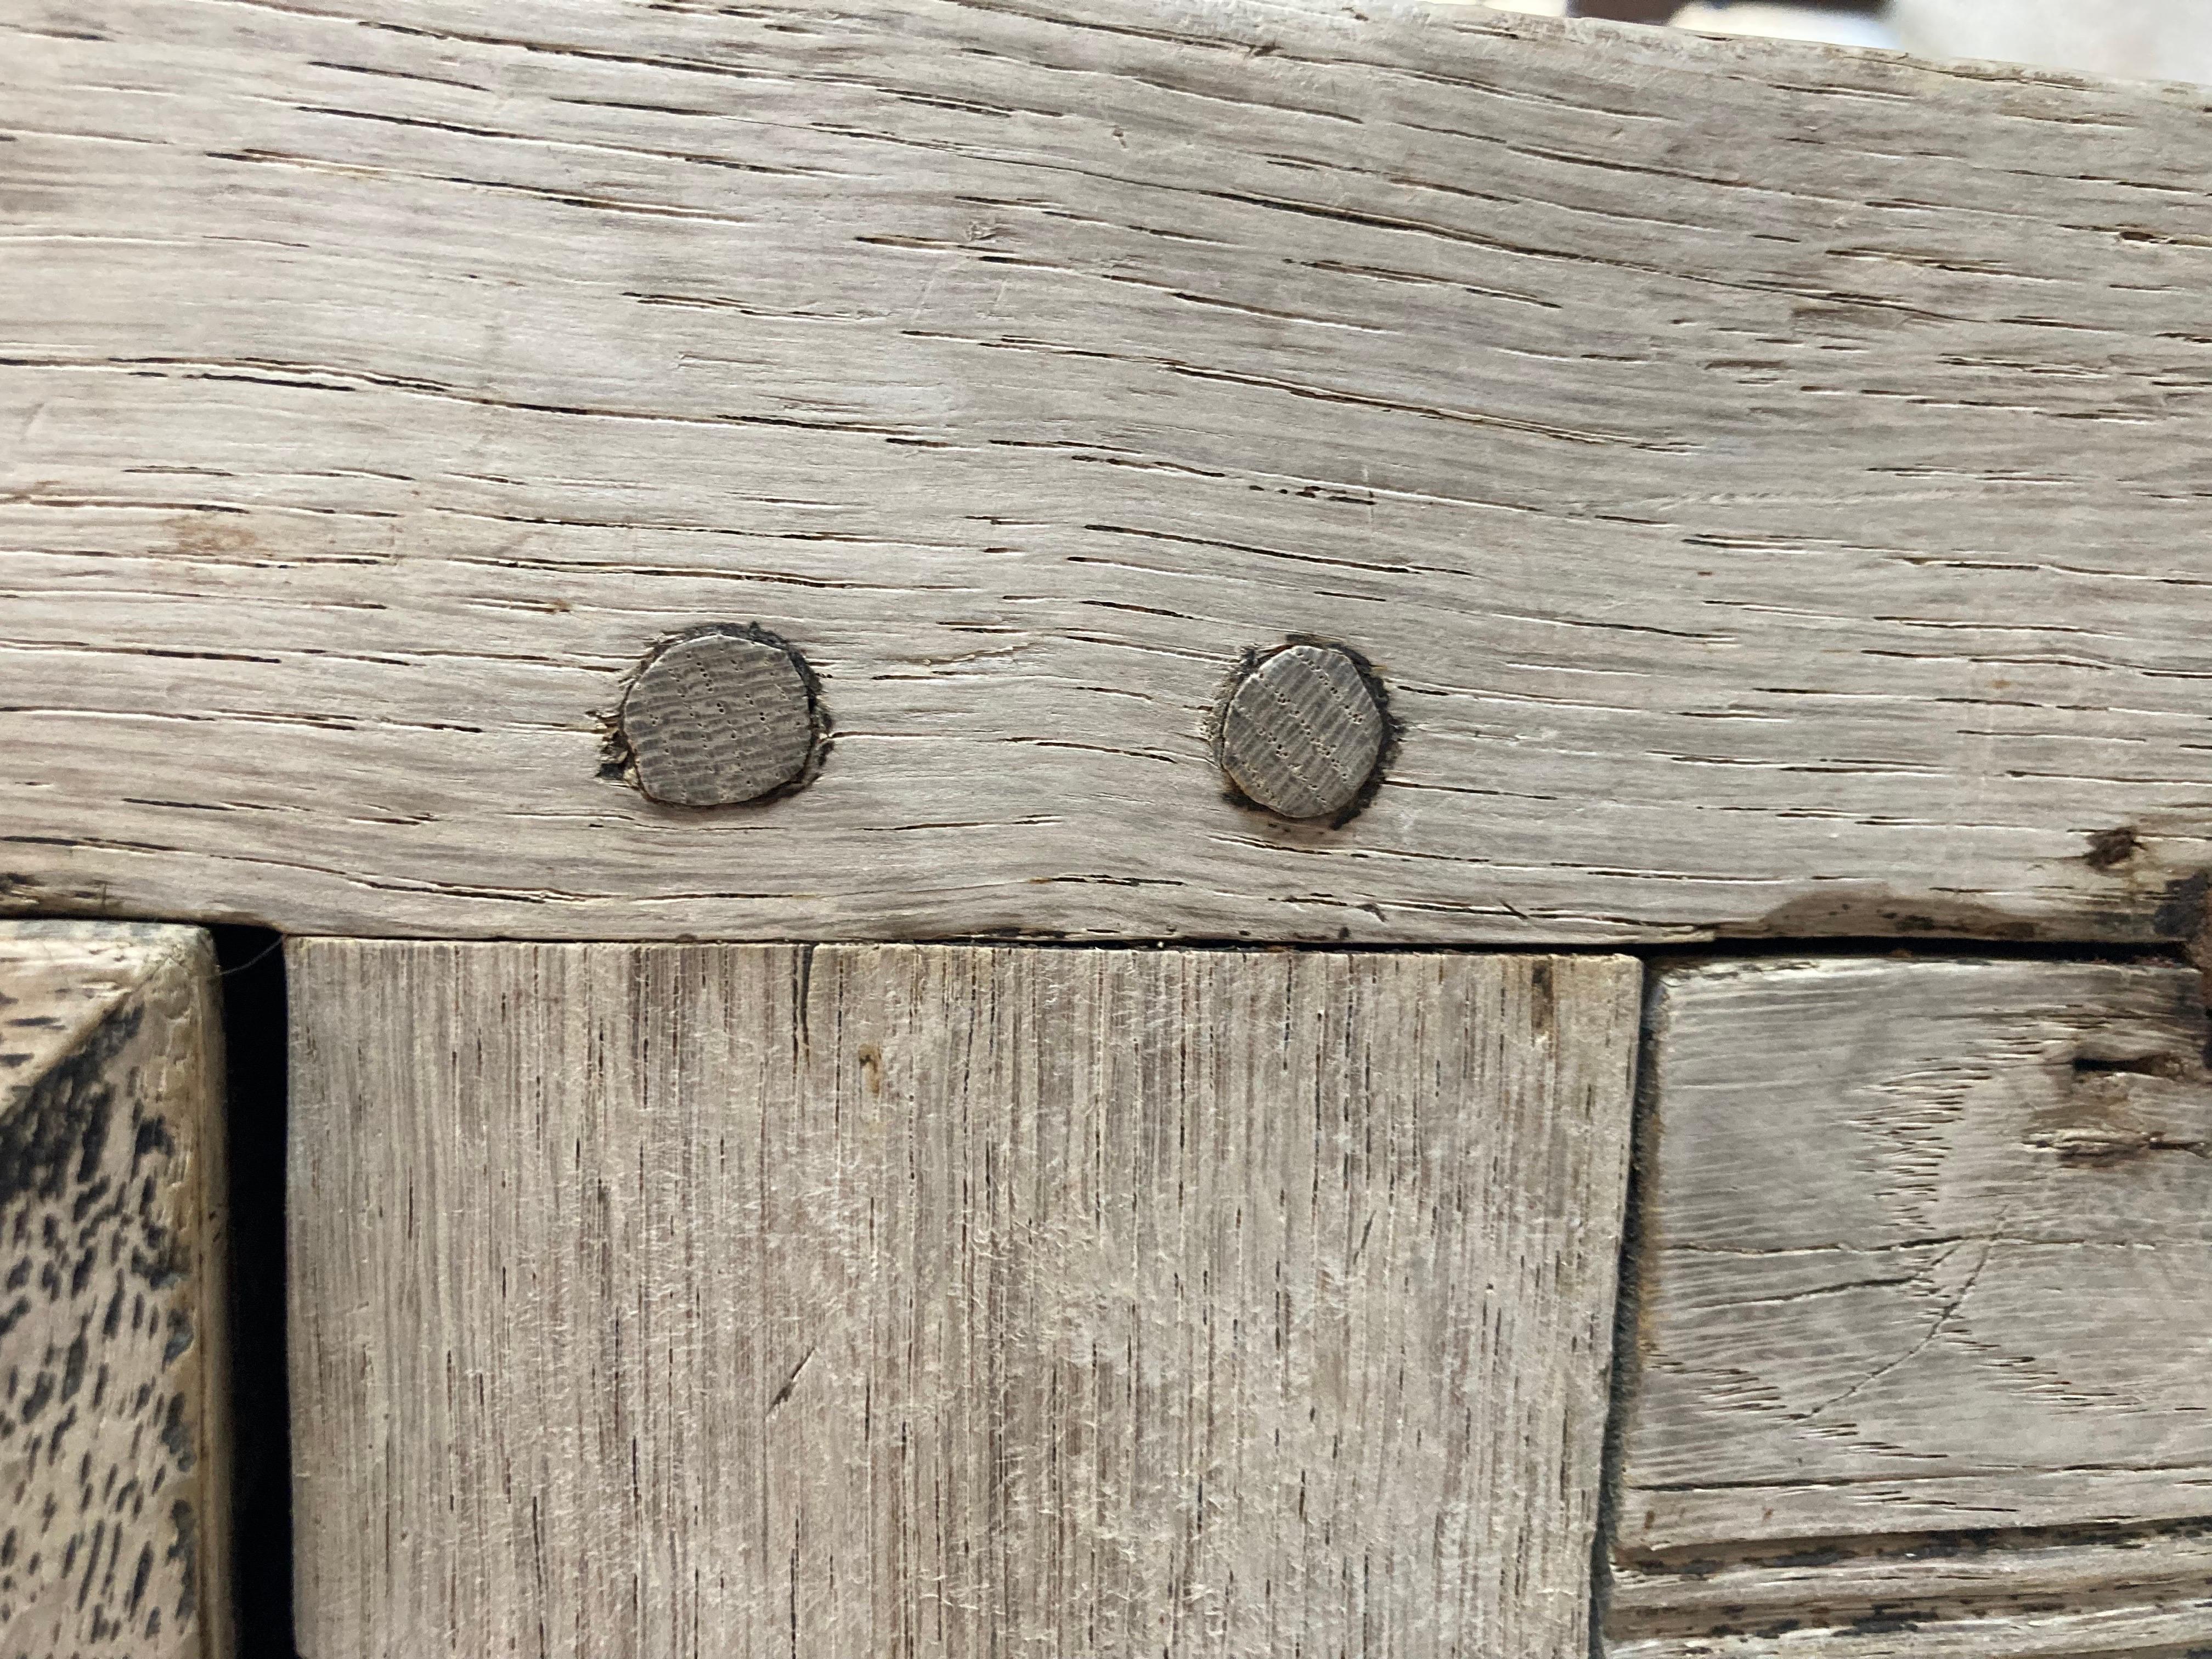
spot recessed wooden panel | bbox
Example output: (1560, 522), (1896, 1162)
(0, 922), (229, 1659)
(1611, 956), (2212, 1656)
(6, 3), (2212, 944)
(287, 943), (1639, 1658)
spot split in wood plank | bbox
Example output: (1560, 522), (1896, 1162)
(0, 922), (229, 1659)
(5, 3), (2212, 943)
(1610, 955), (2212, 1656)
(1609, 1522), (2212, 1657)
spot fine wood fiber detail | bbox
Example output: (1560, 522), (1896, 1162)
(614, 624), (825, 808)
(1607, 1523), (2212, 1657)
(0, 923), (229, 1659)
(287, 942), (1641, 1659)
(1608, 956), (2212, 1657)
(7, 3), (2212, 942)
(1213, 641), (1391, 823)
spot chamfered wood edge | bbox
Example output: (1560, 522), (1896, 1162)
(0, 921), (232, 1659)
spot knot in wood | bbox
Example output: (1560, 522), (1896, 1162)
(1215, 641), (1390, 822)
(618, 626), (823, 807)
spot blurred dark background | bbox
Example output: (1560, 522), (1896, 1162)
(1515, 0), (2212, 84)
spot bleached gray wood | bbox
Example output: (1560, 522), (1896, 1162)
(616, 625), (823, 806)
(7, 3), (2212, 944)
(1215, 642), (1390, 821)
(1609, 1601), (2212, 1659)
(1609, 1523), (2212, 1656)
(0, 923), (229, 1659)
(1610, 1531), (2212, 1628)
(287, 941), (1639, 1659)
(1620, 958), (2212, 1552)
(1608, 956), (2212, 1657)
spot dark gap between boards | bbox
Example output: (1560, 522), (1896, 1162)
(212, 926), (298, 1659)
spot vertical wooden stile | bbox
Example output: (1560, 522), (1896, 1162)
(288, 943), (1639, 1658)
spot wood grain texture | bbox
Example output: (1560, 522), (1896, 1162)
(616, 625), (823, 806)
(8, 3), (2212, 943)
(287, 941), (1639, 1658)
(1620, 957), (2212, 1553)
(1609, 956), (2212, 1657)
(1610, 1602), (2212, 1659)
(1215, 641), (1390, 821)
(0, 923), (228, 1659)
(1609, 1524), (2212, 1657)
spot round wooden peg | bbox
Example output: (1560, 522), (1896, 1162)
(617, 625), (825, 807)
(1214, 640), (1391, 823)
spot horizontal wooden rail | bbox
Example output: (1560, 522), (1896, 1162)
(7, 2), (2212, 943)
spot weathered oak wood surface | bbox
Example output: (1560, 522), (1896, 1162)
(1609, 1523), (2212, 1657)
(287, 941), (1639, 1658)
(1610, 955), (2212, 1656)
(0, 923), (228, 1659)
(8, 2), (2212, 943)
